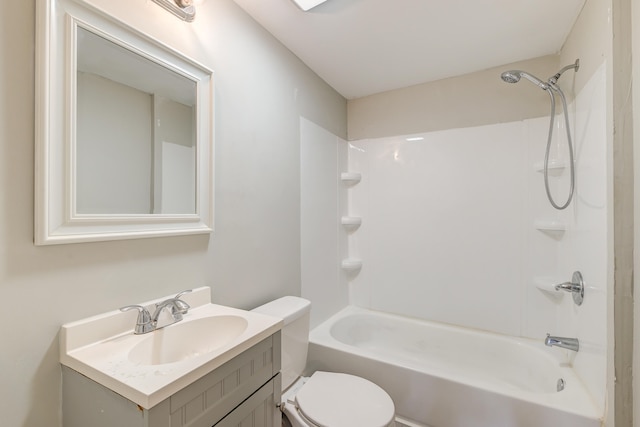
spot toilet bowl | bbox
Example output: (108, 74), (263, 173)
(252, 297), (396, 427)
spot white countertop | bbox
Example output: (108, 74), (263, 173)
(60, 287), (282, 409)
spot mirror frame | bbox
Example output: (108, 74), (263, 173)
(35, 0), (214, 245)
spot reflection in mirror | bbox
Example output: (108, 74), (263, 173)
(75, 27), (197, 215)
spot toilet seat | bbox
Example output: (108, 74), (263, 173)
(293, 371), (395, 427)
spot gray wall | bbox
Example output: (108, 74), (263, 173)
(347, 55), (560, 140)
(0, 0), (346, 426)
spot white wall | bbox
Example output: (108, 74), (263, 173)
(347, 122), (529, 336)
(0, 1), (346, 426)
(556, 63), (609, 411)
(300, 118), (349, 328)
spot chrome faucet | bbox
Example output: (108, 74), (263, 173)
(151, 298), (185, 323)
(545, 334), (579, 352)
(553, 271), (585, 306)
(119, 305), (154, 334)
(120, 290), (192, 334)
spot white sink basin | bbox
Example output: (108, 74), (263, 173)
(59, 287), (282, 409)
(129, 315), (249, 365)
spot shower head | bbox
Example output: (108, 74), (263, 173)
(500, 70), (548, 90)
(500, 71), (520, 84)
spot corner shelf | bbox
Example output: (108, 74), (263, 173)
(340, 172), (362, 185)
(532, 277), (564, 300)
(534, 220), (566, 232)
(341, 259), (362, 272)
(341, 216), (362, 231)
(340, 173), (362, 277)
(534, 220), (566, 239)
(533, 160), (567, 176)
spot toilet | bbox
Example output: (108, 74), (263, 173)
(252, 297), (396, 427)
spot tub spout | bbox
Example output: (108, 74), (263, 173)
(545, 334), (579, 352)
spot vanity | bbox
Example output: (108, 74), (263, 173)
(60, 288), (283, 427)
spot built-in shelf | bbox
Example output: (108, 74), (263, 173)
(340, 172), (362, 185)
(341, 259), (362, 272)
(534, 220), (566, 239)
(533, 277), (564, 299)
(533, 160), (567, 176)
(534, 220), (566, 231)
(341, 216), (362, 231)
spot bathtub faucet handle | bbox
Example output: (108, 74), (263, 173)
(555, 282), (578, 292)
(553, 271), (584, 306)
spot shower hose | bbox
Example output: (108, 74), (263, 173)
(543, 83), (575, 210)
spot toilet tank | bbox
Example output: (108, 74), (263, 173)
(252, 296), (311, 391)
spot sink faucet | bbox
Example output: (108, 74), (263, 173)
(151, 298), (184, 324)
(120, 290), (192, 334)
(545, 334), (579, 352)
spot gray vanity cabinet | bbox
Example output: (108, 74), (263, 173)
(62, 333), (282, 427)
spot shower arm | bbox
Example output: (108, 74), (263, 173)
(548, 59), (580, 85)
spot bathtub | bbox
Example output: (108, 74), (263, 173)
(306, 306), (602, 427)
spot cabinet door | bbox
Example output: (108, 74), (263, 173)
(168, 335), (279, 427)
(215, 373), (281, 427)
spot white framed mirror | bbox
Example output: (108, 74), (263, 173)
(35, 0), (214, 245)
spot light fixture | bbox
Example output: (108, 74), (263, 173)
(290, 0), (329, 12)
(152, 0), (196, 22)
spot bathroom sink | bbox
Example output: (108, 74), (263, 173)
(128, 315), (249, 365)
(59, 287), (283, 409)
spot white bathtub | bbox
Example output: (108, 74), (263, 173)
(306, 306), (602, 427)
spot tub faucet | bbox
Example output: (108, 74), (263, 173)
(545, 334), (579, 352)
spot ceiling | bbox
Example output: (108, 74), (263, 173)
(232, 0), (586, 99)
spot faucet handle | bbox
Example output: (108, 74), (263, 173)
(553, 271), (584, 306)
(120, 305), (154, 334)
(173, 290), (192, 315)
(174, 289), (192, 299)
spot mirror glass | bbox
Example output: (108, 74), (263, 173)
(35, 0), (214, 245)
(75, 27), (196, 215)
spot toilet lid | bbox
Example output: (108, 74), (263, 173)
(295, 371), (395, 427)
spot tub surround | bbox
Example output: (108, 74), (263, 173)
(338, 62), (608, 412)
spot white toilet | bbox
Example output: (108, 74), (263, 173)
(252, 296), (396, 427)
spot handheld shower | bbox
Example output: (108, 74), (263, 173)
(500, 70), (548, 90)
(500, 60), (580, 210)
